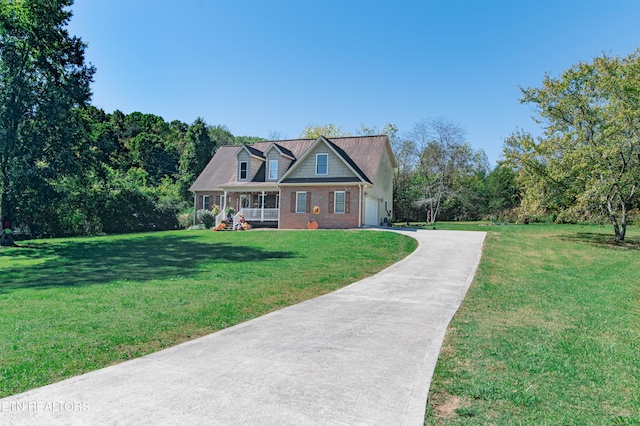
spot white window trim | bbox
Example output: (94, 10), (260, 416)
(239, 161), (248, 180)
(316, 153), (328, 175)
(202, 195), (210, 210)
(296, 191), (307, 214)
(334, 191), (345, 214)
(269, 160), (278, 180)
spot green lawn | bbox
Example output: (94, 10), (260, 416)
(422, 223), (640, 424)
(0, 229), (417, 398)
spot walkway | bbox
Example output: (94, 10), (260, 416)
(1, 229), (486, 425)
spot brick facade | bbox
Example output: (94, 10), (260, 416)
(279, 186), (361, 229)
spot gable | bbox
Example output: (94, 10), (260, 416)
(283, 142), (359, 182)
(189, 135), (394, 191)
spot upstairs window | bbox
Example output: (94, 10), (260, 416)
(239, 161), (248, 180)
(316, 153), (328, 175)
(269, 160), (278, 180)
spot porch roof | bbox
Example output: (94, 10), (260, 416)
(219, 182), (279, 192)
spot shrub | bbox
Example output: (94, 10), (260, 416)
(177, 212), (192, 229)
(196, 209), (216, 229)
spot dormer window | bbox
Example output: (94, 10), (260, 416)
(316, 153), (328, 175)
(269, 160), (278, 180)
(239, 161), (248, 180)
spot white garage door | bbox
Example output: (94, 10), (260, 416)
(364, 197), (379, 226)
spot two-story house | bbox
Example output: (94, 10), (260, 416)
(189, 135), (396, 229)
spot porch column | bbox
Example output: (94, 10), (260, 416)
(193, 192), (197, 226)
(260, 190), (265, 222)
(223, 190), (227, 210)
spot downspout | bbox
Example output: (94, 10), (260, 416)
(277, 188), (281, 229)
(358, 185), (363, 228)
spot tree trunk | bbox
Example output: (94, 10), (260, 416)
(0, 180), (10, 223)
(619, 200), (627, 242)
(607, 198), (626, 242)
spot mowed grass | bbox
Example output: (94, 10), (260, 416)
(0, 229), (417, 398)
(423, 223), (640, 424)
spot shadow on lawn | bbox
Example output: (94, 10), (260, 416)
(560, 232), (640, 251)
(0, 233), (295, 293)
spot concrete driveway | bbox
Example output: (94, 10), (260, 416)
(1, 229), (486, 425)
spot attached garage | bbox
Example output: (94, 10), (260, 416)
(364, 196), (379, 226)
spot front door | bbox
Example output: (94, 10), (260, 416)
(240, 195), (250, 209)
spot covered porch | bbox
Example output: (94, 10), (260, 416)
(217, 184), (280, 227)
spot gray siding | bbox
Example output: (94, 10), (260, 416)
(237, 151), (250, 181)
(237, 149), (264, 181)
(250, 156), (263, 180)
(265, 150), (280, 181)
(287, 143), (357, 181)
(365, 149), (394, 224)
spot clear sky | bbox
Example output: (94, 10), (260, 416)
(66, 0), (640, 166)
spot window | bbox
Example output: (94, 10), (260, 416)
(334, 191), (345, 214)
(202, 195), (210, 211)
(269, 160), (278, 180)
(296, 192), (307, 213)
(316, 153), (328, 175)
(239, 161), (248, 180)
(220, 195), (226, 209)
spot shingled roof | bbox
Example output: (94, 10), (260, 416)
(189, 135), (394, 191)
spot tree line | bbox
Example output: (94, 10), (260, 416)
(2, 1), (638, 241)
(303, 122), (522, 224)
(0, 1), (265, 237)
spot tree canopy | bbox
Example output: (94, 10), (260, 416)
(0, 1), (527, 238)
(300, 124), (351, 139)
(0, 0), (95, 226)
(505, 51), (640, 241)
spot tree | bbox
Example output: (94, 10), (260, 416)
(411, 118), (473, 223)
(268, 130), (286, 140)
(505, 51), (640, 241)
(0, 0), (95, 225)
(300, 124), (351, 139)
(484, 161), (521, 220)
(178, 118), (215, 197)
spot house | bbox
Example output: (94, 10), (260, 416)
(189, 135), (396, 229)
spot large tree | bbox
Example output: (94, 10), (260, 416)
(411, 117), (474, 223)
(0, 0), (94, 224)
(505, 51), (640, 241)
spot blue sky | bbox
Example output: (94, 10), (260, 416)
(67, 0), (640, 165)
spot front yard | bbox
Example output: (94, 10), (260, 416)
(0, 229), (416, 398)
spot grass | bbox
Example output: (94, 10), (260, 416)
(0, 229), (417, 398)
(421, 222), (640, 425)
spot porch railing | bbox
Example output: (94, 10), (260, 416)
(215, 210), (226, 227)
(239, 208), (279, 222)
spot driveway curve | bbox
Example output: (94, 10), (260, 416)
(1, 229), (486, 426)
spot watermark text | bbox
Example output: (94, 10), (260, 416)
(1, 401), (89, 412)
